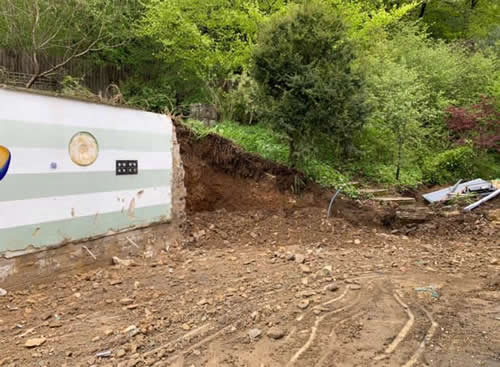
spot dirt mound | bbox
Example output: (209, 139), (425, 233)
(176, 122), (500, 239)
(176, 122), (303, 213)
(175, 123), (389, 229)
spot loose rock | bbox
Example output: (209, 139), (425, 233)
(0, 288), (7, 297)
(298, 299), (310, 309)
(326, 283), (339, 292)
(24, 337), (46, 348)
(120, 298), (134, 306)
(295, 254), (305, 264)
(248, 328), (262, 340)
(112, 257), (135, 267)
(123, 325), (140, 337)
(267, 327), (286, 340)
(300, 264), (312, 274)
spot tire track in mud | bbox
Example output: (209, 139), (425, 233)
(374, 293), (415, 361)
(139, 276), (438, 367)
(167, 283), (358, 366)
(402, 306), (438, 367)
(284, 284), (367, 366)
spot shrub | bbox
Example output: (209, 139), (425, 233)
(446, 96), (500, 153)
(253, 1), (367, 166)
(422, 146), (477, 185)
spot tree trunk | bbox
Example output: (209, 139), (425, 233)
(26, 74), (39, 89)
(395, 141), (402, 181)
(26, 52), (40, 89)
(419, 2), (427, 18)
(289, 138), (297, 168)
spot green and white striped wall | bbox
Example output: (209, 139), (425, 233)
(0, 88), (174, 254)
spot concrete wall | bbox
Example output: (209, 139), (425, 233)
(0, 87), (181, 258)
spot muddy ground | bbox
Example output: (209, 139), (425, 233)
(1, 128), (499, 367)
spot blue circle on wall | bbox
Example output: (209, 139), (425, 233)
(0, 145), (11, 181)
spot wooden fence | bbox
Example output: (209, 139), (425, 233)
(0, 49), (127, 93)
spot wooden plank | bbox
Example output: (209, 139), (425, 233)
(373, 197), (416, 204)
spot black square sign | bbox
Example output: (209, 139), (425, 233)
(116, 160), (138, 175)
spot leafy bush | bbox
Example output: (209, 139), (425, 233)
(210, 72), (264, 125)
(60, 76), (95, 99)
(422, 146), (477, 185)
(446, 96), (500, 153)
(122, 79), (175, 113)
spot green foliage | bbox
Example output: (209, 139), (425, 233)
(139, 0), (263, 97)
(417, 0), (500, 41)
(60, 76), (95, 99)
(122, 78), (176, 113)
(356, 21), (498, 185)
(209, 72), (264, 124)
(422, 146), (477, 185)
(253, 1), (367, 165)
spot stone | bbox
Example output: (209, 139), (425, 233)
(0, 288), (7, 297)
(123, 325), (140, 337)
(24, 337), (46, 348)
(96, 350), (112, 358)
(295, 254), (305, 264)
(297, 300), (310, 309)
(350, 285), (362, 290)
(300, 264), (312, 274)
(296, 290), (316, 298)
(322, 265), (333, 276)
(354, 239), (361, 245)
(286, 253), (295, 261)
(326, 283), (339, 292)
(120, 298), (134, 306)
(197, 298), (209, 306)
(116, 349), (126, 358)
(112, 257), (135, 267)
(491, 258), (498, 265)
(49, 320), (62, 328)
(267, 327), (286, 340)
(248, 328), (262, 340)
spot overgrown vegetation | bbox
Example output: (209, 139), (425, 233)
(183, 119), (357, 195)
(1, 0), (498, 190)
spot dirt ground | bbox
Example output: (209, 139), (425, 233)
(1, 129), (499, 367)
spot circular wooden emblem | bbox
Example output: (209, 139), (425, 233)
(69, 132), (99, 166)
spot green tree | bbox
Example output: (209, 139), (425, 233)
(139, 0), (264, 102)
(0, 0), (132, 88)
(417, 0), (500, 40)
(253, 1), (367, 166)
(365, 59), (428, 180)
